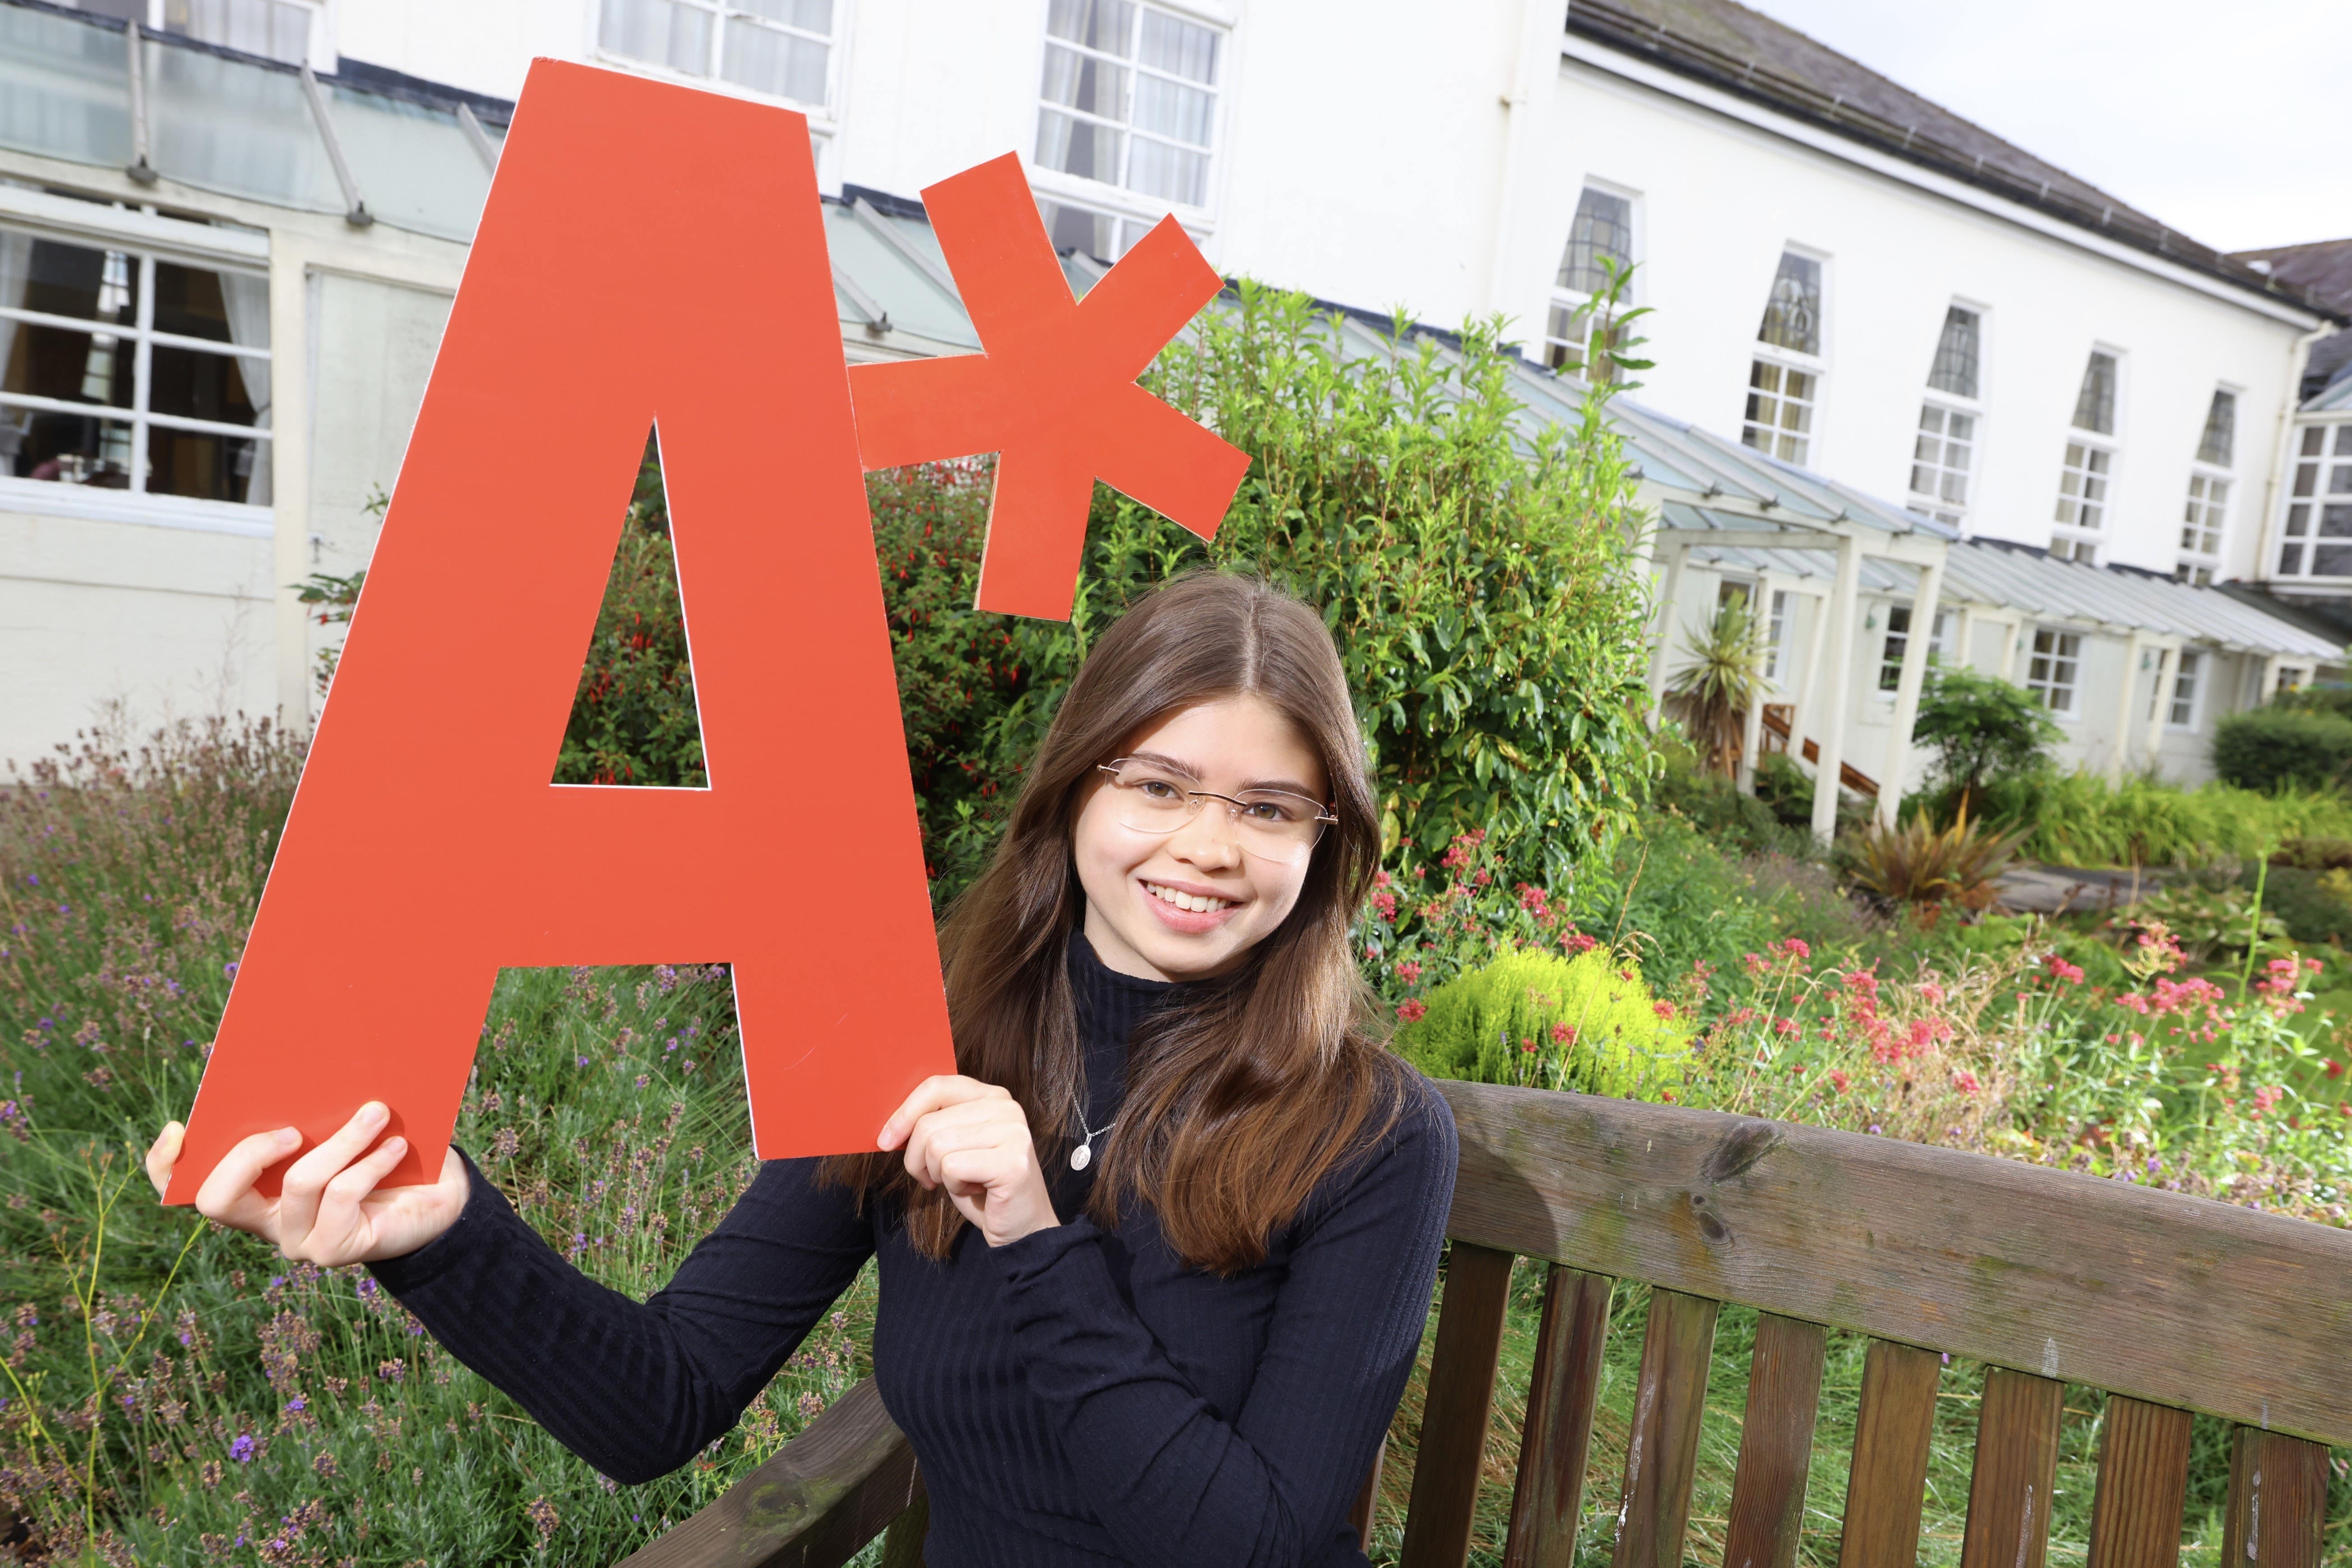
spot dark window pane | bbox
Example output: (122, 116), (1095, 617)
(2072, 351), (2116, 435)
(4, 321), (135, 410)
(5, 408), (134, 487)
(148, 344), (261, 425)
(2197, 389), (2236, 467)
(1558, 187), (1634, 295)
(18, 233), (139, 327)
(1927, 306), (1979, 398)
(2324, 504), (2352, 539)
(152, 260), (237, 342)
(146, 424), (265, 503)
(2310, 544), (2352, 576)
(2280, 544), (2305, 574)
(1757, 251), (1821, 355)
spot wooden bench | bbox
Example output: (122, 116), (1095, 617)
(618, 1079), (2352, 1568)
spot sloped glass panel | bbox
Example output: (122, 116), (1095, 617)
(145, 35), (343, 214)
(0, 5), (134, 169)
(324, 84), (491, 242)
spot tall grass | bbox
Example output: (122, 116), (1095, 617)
(1984, 771), (2352, 867)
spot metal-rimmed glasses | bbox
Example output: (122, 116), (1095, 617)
(1094, 757), (1338, 864)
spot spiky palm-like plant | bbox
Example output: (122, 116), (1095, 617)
(1664, 595), (1762, 778)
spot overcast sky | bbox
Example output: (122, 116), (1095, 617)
(1743, 0), (2351, 254)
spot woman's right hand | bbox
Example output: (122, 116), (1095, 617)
(145, 1102), (470, 1266)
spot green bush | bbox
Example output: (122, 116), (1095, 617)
(1393, 945), (1691, 1094)
(2212, 706), (2352, 794)
(2241, 865), (2352, 947)
(1909, 664), (2061, 809)
(1973, 770), (2352, 867)
(1650, 740), (1798, 857)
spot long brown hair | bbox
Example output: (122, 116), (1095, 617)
(826, 571), (1408, 1272)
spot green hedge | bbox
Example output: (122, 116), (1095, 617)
(2212, 706), (2352, 794)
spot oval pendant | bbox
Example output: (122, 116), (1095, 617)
(1069, 1142), (1092, 1172)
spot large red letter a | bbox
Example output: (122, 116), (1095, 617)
(164, 63), (953, 1202)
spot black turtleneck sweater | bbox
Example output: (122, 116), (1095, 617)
(366, 932), (1457, 1568)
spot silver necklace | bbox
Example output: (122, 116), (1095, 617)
(1070, 1096), (1116, 1171)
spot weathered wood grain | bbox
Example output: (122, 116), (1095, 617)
(1503, 1266), (1615, 1568)
(2222, 1428), (2331, 1568)
(1722, 1314), (1826, 1568)
(1435, 1080), (2352, 1445)
(1958, 1369), (2062, 1568)
(615, 1376), (918, 1568)
(1609, 1288), (1719, 1568)
(1834, 1339), (1941, 1568)
(1400, 1242), (1516, 1568)
(2086, 1397), (2191, 1568)
(1349, 1435), (1386, 1554)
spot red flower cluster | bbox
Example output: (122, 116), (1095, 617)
(1396, 999), (1428, 1024)
(2042, 953), (2086, 986)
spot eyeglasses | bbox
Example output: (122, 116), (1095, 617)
(1095, 758), (1337, 863)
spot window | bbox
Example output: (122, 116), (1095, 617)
(2198, 389), (2236, 467)
(67, 0), (318, 65)
(1764, 588), (1789, 680)
(2275, 422), (2352, 579)
(2072, 350), (2118, 435)
(598, 0), (834, 108)
(2277, 665), (2310, 695)
(1876, 604), (1912, 691)
(1743, 251), (1823, 466)
(1544, 185), (1634, 379)
(1743, 361), (1816, 465)
(2024, 628), (2081, 712)
(2168, 650), (2203, 728)
(0, 224), (269, 506)
(1036, 0), (1222, 230)
(1927, 306), (1980, 399)
(2051, 441), (2111, 562)
(1909, 404), (1975, 527)
(1757, 252), (1821, 355)
(2176, 389), (2236, 584)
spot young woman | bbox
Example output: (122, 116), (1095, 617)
(147, 571), (1458, 1568)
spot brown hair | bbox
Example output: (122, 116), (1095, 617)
(825, 571), (1407, 1272)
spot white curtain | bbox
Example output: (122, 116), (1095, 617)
(0, 229), (32, 474)
(218, 269), (271, 507)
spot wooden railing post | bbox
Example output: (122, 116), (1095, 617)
(1609, 1288), (1719, 1568)
(1722, 1314), (1828, 1568)
(1400, 1242), (1517, 1568)
(2222, 1427), (2331, 1568)
(1959, 1369), (2063, 1568)
(1502, 1266), (1614, 1568)
(2086, 1396), (2191, 1568)
(1834, 1340), (1942, 1568)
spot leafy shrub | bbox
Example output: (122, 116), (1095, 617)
(1650, 740), (1798, 857)
(1975, 771), (2352, 867)
(1909, 664), (2060, 810)
(1393, 945), (1691, 1094)
(2212, 706), (2352, 794)
(2127, 878), (2288, 965)
(1661, 596), (1760, 779)
(1842, 809), (2026, 914)
(2272, 837), (2352, 872)
(2269, 683), (2352, 721)
(2243, 865), (2352, 947)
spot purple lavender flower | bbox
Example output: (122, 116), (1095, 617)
(229, 1434), (257, 1463)
(222, 962), (239, 978)
(285, 1396), (305, 1412)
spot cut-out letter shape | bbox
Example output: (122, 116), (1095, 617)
(165, 61), (956, 1202)
(848, 154), (1251, 620)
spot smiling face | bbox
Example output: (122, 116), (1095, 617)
(1072, 694), (1331, 983)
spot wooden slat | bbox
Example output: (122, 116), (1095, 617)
(1400, 1242), (1516, 1568)
(1722, 1314), (1826, 1568)
(1503, 1266), (1614, 1568)
(1609, 1288), (1719, 1568)
(1349, 1435), (1386, 1554)
(877, 1495), (928, 1568)
(1436, 1080), (2352, 1446)
(1834, 1339), (1942, 1568)
(1958, 1369), (2063, 1568)
(2222, 1428), (2331, 1568)
(2086, 1397), (2192, 1568)
(616, 1377), (917, 1568)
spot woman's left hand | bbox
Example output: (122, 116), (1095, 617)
(878, 1076), (1059, 1248)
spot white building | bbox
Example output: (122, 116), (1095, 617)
(3, 0), (2345, 830)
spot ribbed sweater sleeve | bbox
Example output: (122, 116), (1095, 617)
(365, 1147), (873, 1485)
(988, 1078), (1457, 1568)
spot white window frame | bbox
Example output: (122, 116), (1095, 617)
(1027, 0), (1234, 261)
(2052, 438), (2116, 564)
(1742, 245), (1829, 468)
(1764, 587), (1790, 683)
(1543, 178), (1640, 381)
(0, 205), (272, 534)
(2273, 419), (2352, 582)
(2176, 384), (2239, 585)
(592, 0), (847, 130)
(2166, 648), (2205, 731)
(1908, 400), (1979, 532)
(2024, 626), (2083, 717)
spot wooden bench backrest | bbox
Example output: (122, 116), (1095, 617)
(1394, 1080), (2352, 1568)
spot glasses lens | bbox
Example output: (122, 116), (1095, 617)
(1108, 762), (1194, 833)
(1103, 762), (1331, 860)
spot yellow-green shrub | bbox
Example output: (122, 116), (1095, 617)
(1394, 945), (1691, 1095)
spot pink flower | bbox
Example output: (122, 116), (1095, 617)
(2325, 1059), (2345, 1080)
(2252, 1085), (2285, 1116)
(1829, 1069), (1850, 1093)
(1396, 999), (1428, 1024)
(1562, 932), (1598, 955)
(1394, 959), (1423, 985)
(1372, 888), (1398, 920)
(1774, 937), (1812, 963)
(1516, 883), (1550, 918)
(1774, 1016), (1800, 1037)
(2043, 954), (2085, 986)
(1952, 1069), (1982, 1094)
(1550, 1022), (1576, 1045)
(1918, 981), (1945, 1005)
(1744, 952), (1770, 977)
(1652, 999), (1677, 1021)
